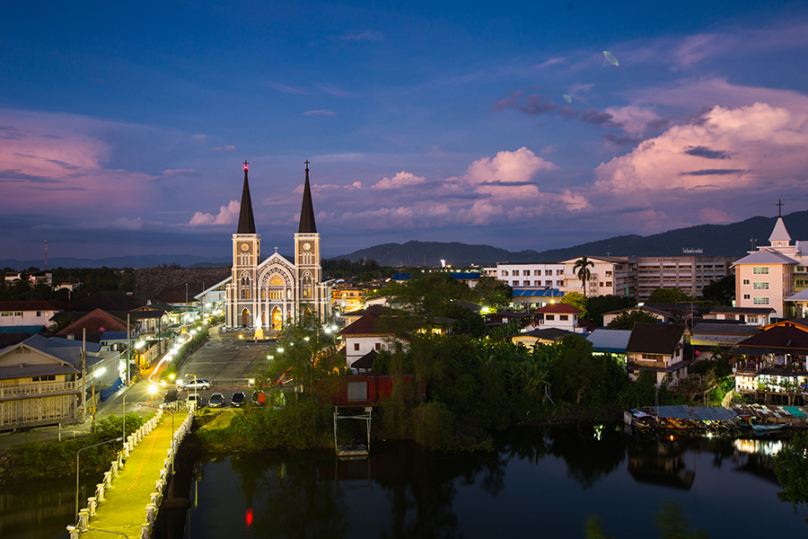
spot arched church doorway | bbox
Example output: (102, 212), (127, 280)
(241, 309), (250, 327)
(271, 307), (283, 331)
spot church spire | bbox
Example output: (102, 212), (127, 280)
(298, 160), (317, 233)
(237, 160), (256, 234)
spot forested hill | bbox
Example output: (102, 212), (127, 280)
(334, 211), (808, 266)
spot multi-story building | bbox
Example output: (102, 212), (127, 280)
(483, 263), (566, 289)
(734, 216), (805, 319)
(487, 255), (734, 302)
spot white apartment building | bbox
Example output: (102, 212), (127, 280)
(483, 263), (566, 289)
(734, 217), (805, 319)
(488, 254), (735, 302)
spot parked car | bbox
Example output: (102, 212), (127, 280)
(187, 394), (205, 408)
(181, 378), (212, 390)
(209, 393), (226, 408)
(163, 389), (179, 404)
(231, 392), (246, 407)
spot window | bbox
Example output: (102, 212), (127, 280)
(725, 314), (735, 320)
(502, 270), (509, 276)
(545, 280), (552, 286)
(32, 375), (56, 382)
(605, 271), (612, 277)
(559, 315), (569, 321)
(512, 280), (519, 286)
(743, 279), (750, 285)
(599, 282), (604, 287)
(36, 311), (43, 317)
(556, 269), (564, 275)
(513, 270), (520, 276)
(545, 270), (552, 276)
(557, 281), (564, 286)
(743, 294), (750, 300)
(375, 343), (381, 351)
(606, 282), (612, 287)
(753, 267), (769, 274)
(545, 314), (555, 321)
(354, 343), (360, 351)
(747, 316), (758, 323)
(523, 280), (530, 286)
(534, 281), (541, 286)
(753, 282), (769, 289)
(753, 297), (770, 305)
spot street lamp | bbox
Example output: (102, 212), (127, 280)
(75, 437), (123, 524)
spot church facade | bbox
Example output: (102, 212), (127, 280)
(225, 161), (331, 330)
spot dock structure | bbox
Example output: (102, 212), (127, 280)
(67, 407), (194, 539)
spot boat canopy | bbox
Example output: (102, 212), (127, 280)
(652, 406), (737, 421)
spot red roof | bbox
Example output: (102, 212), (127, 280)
(57, 308), (129, 335)
(534, 303), (581, 315)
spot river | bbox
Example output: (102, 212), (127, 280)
(7, 424), (807, 539)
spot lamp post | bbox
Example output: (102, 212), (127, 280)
(75, 437), (123, 524)
(122, 394), (126, 443)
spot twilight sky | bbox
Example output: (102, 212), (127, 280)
(2, 1), (808, 262)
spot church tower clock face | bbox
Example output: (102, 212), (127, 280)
(241, 244), (249, 251)
(303, 242), (311, 251)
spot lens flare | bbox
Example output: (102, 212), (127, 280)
(603, 51), (619, 67)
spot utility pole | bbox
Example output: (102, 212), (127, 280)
(80, 328), (86, 423)
(126, 313), (131, 387)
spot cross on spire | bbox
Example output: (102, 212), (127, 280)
(243, 160), (249, 170)
(777, 198), (784, 217)
(304, 159), (310, 170)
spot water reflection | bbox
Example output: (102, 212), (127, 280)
(163, 428), (806, 538)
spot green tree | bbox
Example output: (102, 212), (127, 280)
(648, 287), (691, 303)
(775, 432), (808, 521)
(560, 291), (588, 318)
(607, 309), (661, 330)
(574, 256), (595, 297)
(474, 275), (513, 309)
(701, 274), (735, 306)
(586, 294), (638, 326)
(545, 335), (627, 405)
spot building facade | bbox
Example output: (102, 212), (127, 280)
(734, 216), (806, 319)
(225, 162), (331, 330)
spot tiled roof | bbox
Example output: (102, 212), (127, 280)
(338, 312), (392, 336)
(735, 325), (808, 351)
(534, 303), (581, 314)
(519, 328), (573, 341)
(733, 249), (798, 266)
(626, 323), (685, 355)
(57, 308), (129, 336)
(0, 300), (68, 311)
(352, 350), (378, 370)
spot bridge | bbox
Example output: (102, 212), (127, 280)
(67, 407), (193, 539)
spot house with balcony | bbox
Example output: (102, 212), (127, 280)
(625, 323), (689, 386)
(730, 319), (808, 401)
(0, 336), (81, 430)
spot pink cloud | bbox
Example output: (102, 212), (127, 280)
(371, 171), (426, 190)
(595, 102), (808, 195)
(188, 200), (240, 226)
(464, 147), (558, 186)
(214, 145), (237, 152)
(0, 109), (156, 215)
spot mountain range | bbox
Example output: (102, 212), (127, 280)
(1, 211), (804, 270)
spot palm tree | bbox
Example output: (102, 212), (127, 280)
(573, 256), (595, 297)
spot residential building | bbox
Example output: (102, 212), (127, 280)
(560, 256), (637, 298)
(602, 305), (675, 327)
(512, 328), (573, 349)
(483, 263), (566, 289)
(527, 303), (585, 333)
(690, 322), (759, 359)
(0, 300), (66, 329)
(337, 309), (407, 369)
(730, 319), (808, 398)
(625, 323), (689, 386)
(586, 329), (632, 358)
(733, 216), (806, 318)
(703, 307), (773, 326)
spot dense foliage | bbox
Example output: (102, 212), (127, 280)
(322, 258), (388, 281)
(6, 414), (144, 482)
(775, 432), (808, 521)
(607, 309), (661, 330)
(0, 266), (134, 302)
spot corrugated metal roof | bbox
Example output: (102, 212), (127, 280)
(654, 405), (737, 421)
(512, 288), (564, 298)
(586, 329), (631, 352)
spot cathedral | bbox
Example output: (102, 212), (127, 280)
(224, 161), (331, 331)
